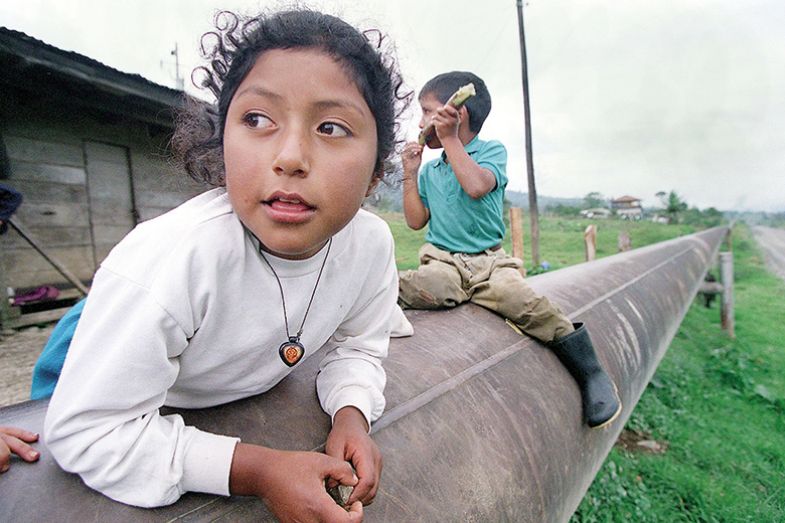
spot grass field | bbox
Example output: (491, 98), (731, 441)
(379, 211), (699, 272)
(380, 212), (785, 522)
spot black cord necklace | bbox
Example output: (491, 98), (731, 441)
(258, 238), (332, 367)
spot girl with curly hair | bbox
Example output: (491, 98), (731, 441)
(43, 8), (410, 521)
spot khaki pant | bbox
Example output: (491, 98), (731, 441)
(398, 243), (573, 342)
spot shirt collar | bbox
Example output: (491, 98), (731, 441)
(436, 135), (482, 166)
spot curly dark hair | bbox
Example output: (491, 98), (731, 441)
(172, 9), (412, 187)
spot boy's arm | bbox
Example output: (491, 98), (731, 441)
(401, 142), (429, 230)
(434, 105), (497, 199)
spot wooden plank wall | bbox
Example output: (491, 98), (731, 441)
(0, 92), (205, 293)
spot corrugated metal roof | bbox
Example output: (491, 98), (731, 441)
(0, 26), (187, 123)
(611, 195), (641, 203)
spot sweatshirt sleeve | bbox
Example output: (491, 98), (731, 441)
(44, 268), (239, 508)
(316, 230), (397, 428)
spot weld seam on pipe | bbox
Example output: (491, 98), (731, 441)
(569, 244), (697, 318)
(371, 340), (527, 434)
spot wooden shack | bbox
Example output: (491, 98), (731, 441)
(0, 28), (205, 328)
(610, 195), (643, 220)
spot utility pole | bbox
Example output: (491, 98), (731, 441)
(515, 0), (540, 267)
(171, 43), (184, 91)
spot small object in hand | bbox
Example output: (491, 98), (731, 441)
(418, 82), (476, 146)
(326, 482), (354, 509)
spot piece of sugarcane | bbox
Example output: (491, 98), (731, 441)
(417, 82), (476, 146)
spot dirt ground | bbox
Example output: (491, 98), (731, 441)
(0, 323), (53, 407)
(2, 225), (785, 409)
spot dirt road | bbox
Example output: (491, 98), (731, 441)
(752, 225), (785, 281)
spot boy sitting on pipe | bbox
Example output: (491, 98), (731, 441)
(399, 71), (621, 428)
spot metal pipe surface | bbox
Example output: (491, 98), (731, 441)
(0, 227), (728, 522)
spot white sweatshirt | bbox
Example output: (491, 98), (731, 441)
(44, 188), (397, 507)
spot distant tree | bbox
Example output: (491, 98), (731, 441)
(583, 192), (605, 209)
(682, 206), (725, 227)
(701, 207), (724, 227)
(547, 203), (581, 217)
(663, 191), (688, 224)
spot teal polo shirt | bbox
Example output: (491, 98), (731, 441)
(418, 136), (508, 253)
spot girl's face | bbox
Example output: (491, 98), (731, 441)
(223, 48), (378, 260)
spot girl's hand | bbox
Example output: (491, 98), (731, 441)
(401, 141), (424, 179)
(230, 443), (363, 522)
(325, 407), (383, 506)
(0, 426), (40, 473)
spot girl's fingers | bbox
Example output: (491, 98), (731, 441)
(0, 432), (40, 463)
(349, 477), (371, 505)
(323, 457), (358, 487)
(347, 450), (382, 505)
(350, 469), (380, 505)
(0, 426), (39, 443)
(346, 501), (364, 522)
(0, 440), (10, 472)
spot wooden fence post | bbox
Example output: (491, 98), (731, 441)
(725, 227), (733, 252)
(509, 207), (526, 276)
(720, 251), (735, 338)
(584, 225), (597, 262)
(618, 230), (631, 252)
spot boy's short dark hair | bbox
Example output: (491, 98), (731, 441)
(420, 71), (491, 134)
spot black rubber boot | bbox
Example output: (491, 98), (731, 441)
(548, 323), (622, 428)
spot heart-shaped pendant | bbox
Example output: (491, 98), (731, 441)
(279, 338), (305, 367)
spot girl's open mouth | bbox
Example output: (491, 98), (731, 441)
(263, 192), (316, 223)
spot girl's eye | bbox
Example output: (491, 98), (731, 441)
(317, 122), (350, 137)
(243, 113), (274, 129)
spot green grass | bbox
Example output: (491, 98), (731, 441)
(377, 212), (427, 270)
(380, 213), (785, 521)
(380, 211), (697, 271)
(572, 224), (785, 523)
(521, 217), (697, 271)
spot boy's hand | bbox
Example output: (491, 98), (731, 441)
(325, 407), (382, 506)
(0, 426), (40, 473)
(230, 443), (363, 522)
(432, 104), (462, 142)
(401, 141), (423, 180)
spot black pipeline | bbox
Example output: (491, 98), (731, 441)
(0, 227), (728, 522)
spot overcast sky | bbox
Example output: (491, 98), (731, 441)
(2, 0), (783, 212)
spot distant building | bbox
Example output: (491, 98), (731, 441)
(610, 195), (643, 220)
(579, 208), (611, 219)
(0, 27), (205, 327)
